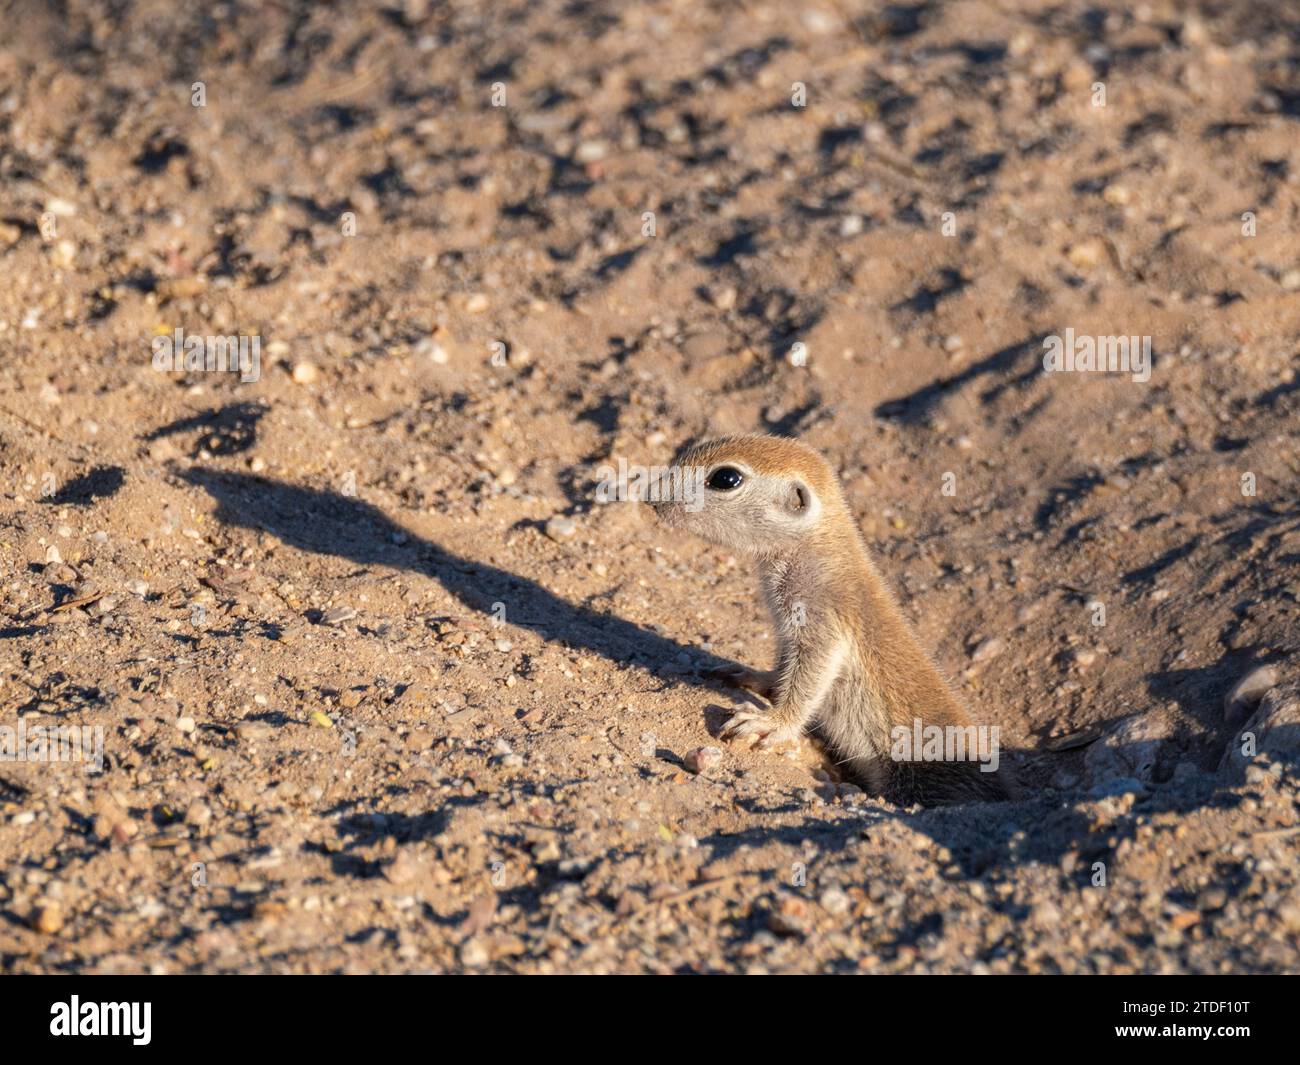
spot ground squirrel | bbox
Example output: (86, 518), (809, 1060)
(651, 434), (1012, 805)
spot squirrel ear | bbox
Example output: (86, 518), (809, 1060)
(785, 480), (810, 514)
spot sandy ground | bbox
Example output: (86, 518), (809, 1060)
(1, 0), (1298, 973)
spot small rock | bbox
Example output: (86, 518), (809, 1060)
(155, 275), (205, 300)
(819, 887), (851, 916)
(683, 746), (723, 774)
(1180, 16), (1209, 47)
(185, 802), (212, 827)
(236, 721), (272, 742)
(1224, 664), (1277, 722)
(767, 895), (809, 937)
(682, 330), (729, 360)
(87, 595), (119, 618)
(384, 851), (423, 886)
(44, 544), (62, 565)
(320, 605), (357, 626)
(544, 517), (577, 542)
(460, 893), (497, 936)
(1066, 239), (1105, 269)
(708, 284), (738, 310)
(70, 579), (100, 601)
(30, 902), (64, 935)
(1221, 681), (1300, 783)
(970, 636), (1005, 664)
(1102, 184), (1131, 206)
(176, 716), (197, 735)
(1085, 714), (1169, 786)
(465, 293), (489, 314)
(415, 337), (449, 364)
(460, 936), (490, 966)
(291, 361), (319, 384)
(1072, 648), (1099, 668)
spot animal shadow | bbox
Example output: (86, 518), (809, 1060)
(179, 467), (738, 689)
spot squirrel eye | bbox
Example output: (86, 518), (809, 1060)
(706, 466), (744, 491)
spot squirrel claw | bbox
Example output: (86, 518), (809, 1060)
(719, 710), (798, 749)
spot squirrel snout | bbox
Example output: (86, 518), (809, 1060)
(646, 497), (680, 525)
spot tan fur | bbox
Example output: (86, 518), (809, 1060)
(651, 434), (1012, 805)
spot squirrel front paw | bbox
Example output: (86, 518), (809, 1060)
(718, 710), (799, 750)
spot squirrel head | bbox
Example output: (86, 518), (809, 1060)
(649, 434), (844, 556)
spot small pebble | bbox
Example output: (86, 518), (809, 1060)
(683, 746), (723, 774)
(767, 896), (809, 937)
(544, 517), (577, 542)
(1066, 239), (1104, 269)
(460, 937), (490, 966)
(819, 887), (851, 916)
(709, 284), (738, 310)
(30, 903), (63, 935)
(970, 636), (1005, 664)
(1224, 665), (1277, 721)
